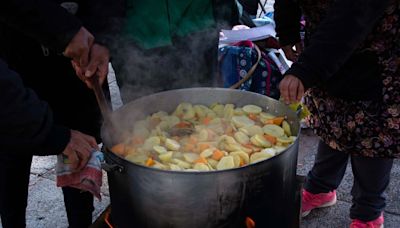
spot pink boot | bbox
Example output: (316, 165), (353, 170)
(301, 189), (337, 217)
(350, 214), (384, 228)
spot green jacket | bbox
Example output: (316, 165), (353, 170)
(123, 0), (238, 49)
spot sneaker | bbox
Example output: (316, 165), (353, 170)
(301, 189), (337, 217)
(350, 214), (384, 228)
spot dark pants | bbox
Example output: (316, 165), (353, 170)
(305, 140), (393, 221)
(0, 152), (94, 228)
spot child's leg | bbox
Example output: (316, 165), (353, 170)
(304, 140), (349, 193)
(350, 155), (393, 221)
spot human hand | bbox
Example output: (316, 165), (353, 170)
(279, 74), (305, 104)
(71, 43), (109, 88)
(63, 27), (94, 68)
(281, 42), (303, 62)
(62, 130), (99, 171)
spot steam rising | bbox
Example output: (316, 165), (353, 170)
(103, 7), (237, 146)
(110, 25), (228, 103)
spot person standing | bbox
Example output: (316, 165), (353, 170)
(0, 0), (116, 227)
(275, 0), (399, 227)
(112, 0), (239, 102)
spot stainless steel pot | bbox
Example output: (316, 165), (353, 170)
(102, 88), (301, 228)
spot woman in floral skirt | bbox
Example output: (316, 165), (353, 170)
(274, 0), (399, 227)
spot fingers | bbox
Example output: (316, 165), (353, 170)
(288, 79), (299, 102)
(279, 76), (290, 104)
(63, 130), (98, 171)
(80, 133), (99, 149)
(63, 27), (94, 68)
(75, 147), (91, 170)
(297, 82), (305, 101)
(64, 149), (80, 170)
(80, 48), (90, 68)
(97, 61), (109, 86)
(279, 75), (305, 104)
(77, 44), (110, 88)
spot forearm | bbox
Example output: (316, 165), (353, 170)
(286, 0), (391, 89)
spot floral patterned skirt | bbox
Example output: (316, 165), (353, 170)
(304, 67), (400, 158)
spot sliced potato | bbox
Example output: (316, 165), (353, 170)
(223, 104), (235, 120)
(143, 136), (161, 150)
(273, 146), (287, 154)
(153, 145), (167, 154)
(193, 163), (210, 171)
(200, 148), (214, 158)
(172, 159), (191, 169)
(239, 125), (263, 136)
(224, 143), (243, 152)
(159, 151), (173, 162)
(152, 111), (168, 119)
(232, 154), (241, 168)
(250, 152), (274, 163)
(194, 105), (209, 118)
(261, 148), (276, 157)
(243, 104), (262, 114)
(198, 129), (209, 141)
(250, 134), (272, 148)
(169, 163), (182, 171)
(153, 161), (168, 170)
(183, 153), (200, 163)
(282, 120), (292, 136)
(234, 131), (250, 145)
(259, 112), (276, 121)
(164, 116), (180, 128)
(212, 104), (225, 117)
(232, 116), (255, 128)
(125, 154), (148, 165)
(263, 124), (285, 138)
(216, 156), (235, 170)
(207, 159), (219, 168)
(277, 135), (294, 144)
(165, 138), (181, 151)
(230, 151), (250, 164)
(234, 108), (245, 115)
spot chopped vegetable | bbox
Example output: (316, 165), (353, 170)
(212, 149), (224, 161)
(145, 157), (155, 166)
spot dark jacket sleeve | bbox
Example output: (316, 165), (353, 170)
(0, 60), (70, 155)
(285, 0), (391, 89)
(0, 0), (82, 53)
(274, 0), (302, 46)
(78, 0), (126, 48)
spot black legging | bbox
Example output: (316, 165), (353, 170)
(305, 140), (393, 221)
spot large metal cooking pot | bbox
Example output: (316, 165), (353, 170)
(102, 88), (300, 228)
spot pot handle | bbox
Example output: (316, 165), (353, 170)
(100, 151), (124, 173)
(101, 161), (124, 173)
